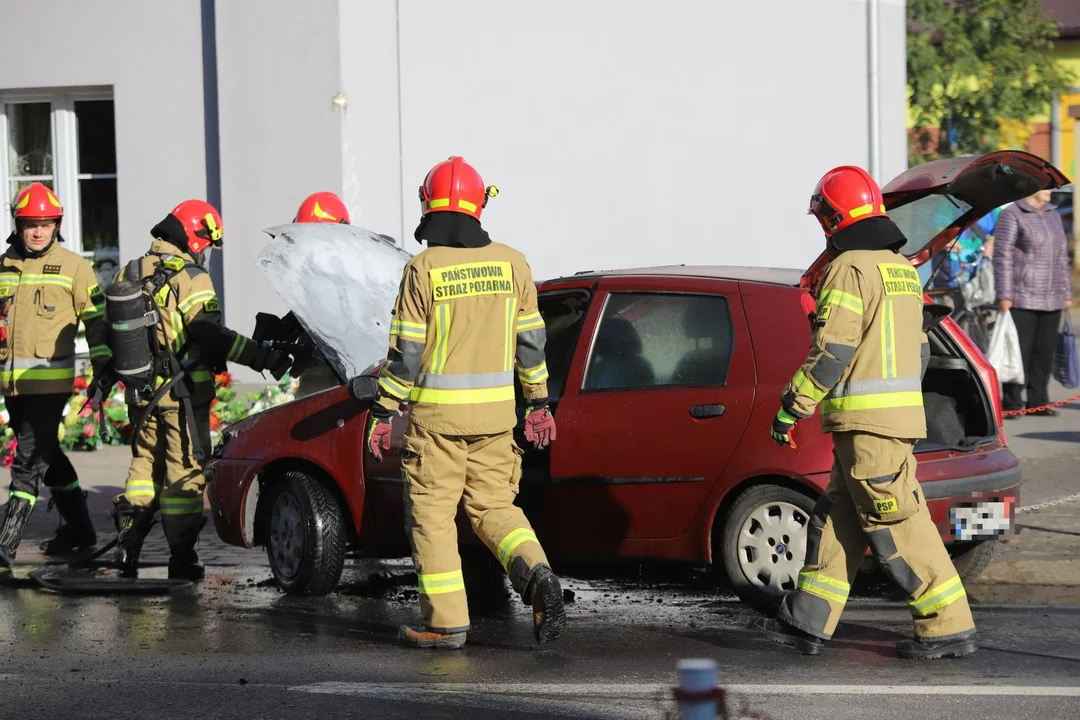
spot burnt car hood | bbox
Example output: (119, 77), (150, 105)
(257, 222), (412, 381)
(801, 150), (1069, 290)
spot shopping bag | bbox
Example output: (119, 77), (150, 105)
(1053, 312), (1079, 389)
(987, 310), (1025, 385)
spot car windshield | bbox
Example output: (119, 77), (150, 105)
(888, 194), (973, 257)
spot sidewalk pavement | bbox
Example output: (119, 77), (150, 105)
(1, 445), (262, 569)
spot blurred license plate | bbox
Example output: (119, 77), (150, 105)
(950, 501), (1012, 541)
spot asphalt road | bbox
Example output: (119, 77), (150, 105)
(0, 564), (1077, 720)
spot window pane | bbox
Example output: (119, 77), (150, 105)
(75, 100), (117, 174)
(79, 178), (118, 250)
(536, 291), (591, 401)
(7, 102), (53, 177)
(583, 293), (733, 391)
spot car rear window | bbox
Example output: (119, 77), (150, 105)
(583, 292), (733, 391)
(888, 194), (973, 257)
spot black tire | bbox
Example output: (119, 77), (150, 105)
(718, 484), (814, 614)
(949, 537), (997, 585)
(264, 471), (347, 596)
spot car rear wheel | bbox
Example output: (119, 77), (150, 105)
(948, 537), (997, 584)
(265, 471), (347, 596)
(719, 484), (813, 613)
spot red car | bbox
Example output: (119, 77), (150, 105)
(206, 151), (1067, 609)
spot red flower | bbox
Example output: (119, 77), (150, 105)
(82, 423), (96, 438)
(80, 405), (93, 418)
(214, 372), (233, 389)
(209, 414), (222, 432)
(7, 439), (17, 451)
(1, 452), (12, 469)
(73, 377), (88, 391)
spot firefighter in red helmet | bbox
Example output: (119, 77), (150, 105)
(363, 156), (565, 649)
(294, 191), (351, 225)
(0, 183), (110, 566)
(752, 166), (977, 660)
(105, 200), (293, 580)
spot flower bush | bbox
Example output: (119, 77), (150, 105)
(0, 368), (300, 466)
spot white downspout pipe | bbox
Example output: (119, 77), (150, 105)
(868, 0), (882, 181)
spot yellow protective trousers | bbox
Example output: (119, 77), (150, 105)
(779, 431), (975, 641)
(123, 403), (211, 549)
(401, 424), (549, 633)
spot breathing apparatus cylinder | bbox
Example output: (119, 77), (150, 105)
(104, 268), (158, 392)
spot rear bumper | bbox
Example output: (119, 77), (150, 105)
(205, 458), (261, 549)
(921, 455), (1021, 543)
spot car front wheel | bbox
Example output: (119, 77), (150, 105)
(264, 471), (347, 595)
(719, 484), (814, 613)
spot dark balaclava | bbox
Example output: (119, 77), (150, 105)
(150, 213), (212, 268)
(414, 212), (491, 249)
(825, 216), (907, 259)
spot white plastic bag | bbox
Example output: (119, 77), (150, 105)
(987, 310), (1025, 385)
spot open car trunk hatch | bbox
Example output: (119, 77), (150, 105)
(801, 151), (1069, 291)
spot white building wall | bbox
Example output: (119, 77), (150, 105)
(214, 0), (344, 380)
(394, 0), (908, 278)
(0, 0), (209, 270)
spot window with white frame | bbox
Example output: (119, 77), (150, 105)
(0, 88), (118, 265)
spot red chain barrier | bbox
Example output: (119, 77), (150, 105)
(1002, 393), (1080, 417)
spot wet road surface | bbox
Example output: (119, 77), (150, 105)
(1, 562), (1078, 719)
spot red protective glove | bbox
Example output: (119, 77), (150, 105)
(366, 410), (393, 460)
(524, 406), (557, 450)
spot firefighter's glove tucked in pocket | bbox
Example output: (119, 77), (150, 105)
(366, 406), (393, 460)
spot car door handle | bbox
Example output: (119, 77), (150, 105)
(689, 404), (725, 419)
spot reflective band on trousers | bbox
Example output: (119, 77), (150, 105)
(9, 490), (36, 506)
(496, 528), (539, 569)
(910, 575), (966, 616)
(797, 570), (850, 604)
(417, 569), (466, 595)
(160, 497), (204, 515)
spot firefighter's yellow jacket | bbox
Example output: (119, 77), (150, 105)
(783, 249), (929, 439)
(0, 240), (109, 396)
(116, 240), (265, 406)
(375, 242), (549, 436)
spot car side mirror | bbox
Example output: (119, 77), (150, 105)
(349, 375), (380, 401)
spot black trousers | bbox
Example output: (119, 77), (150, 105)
(5, 393), (79, 504)
(1003, 308), (1062, 410)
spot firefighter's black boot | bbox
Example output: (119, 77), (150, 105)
(167, 545), (205, 582)
(0, 496), (34, 568)
(751, 616), (826, 655)
(39, 489), (97, 555)
(896, 631), (977, 660)
(526, 563), (566, 645)
(114, 503), (154, 578)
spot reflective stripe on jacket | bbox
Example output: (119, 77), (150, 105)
(375, 241), (549, 435)
(783, 249), (928, 439)
(0, 240), (109, 396)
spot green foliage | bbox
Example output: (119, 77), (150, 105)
(907, 0), (1076, 163)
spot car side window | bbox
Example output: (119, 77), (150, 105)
(534, 290), (591, 401)
(582, 293), (733, 391)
